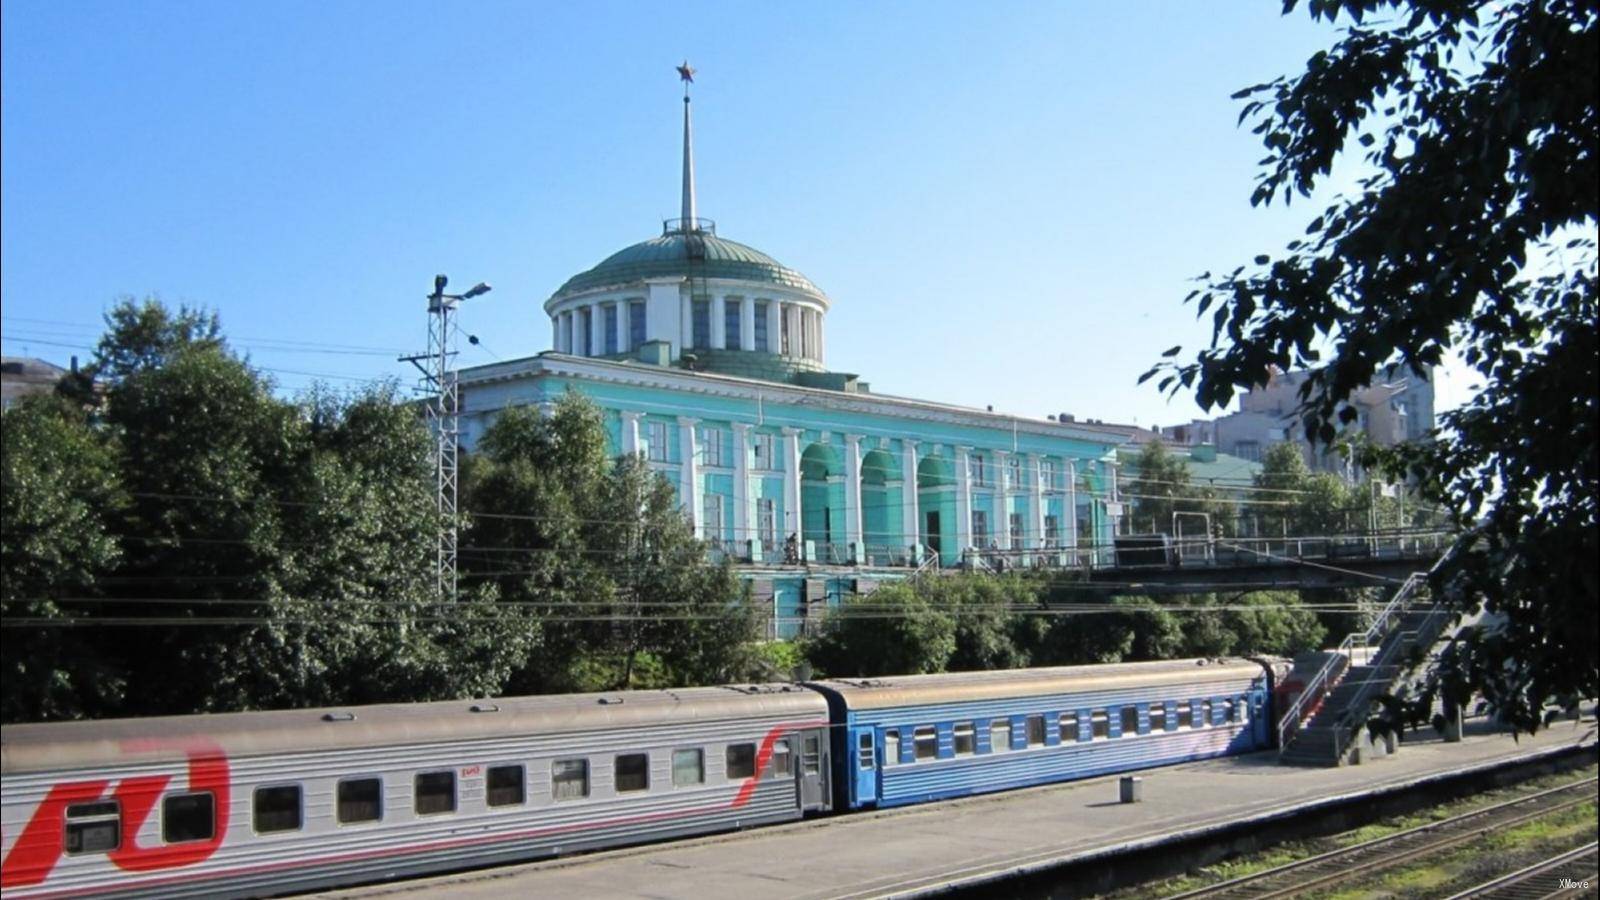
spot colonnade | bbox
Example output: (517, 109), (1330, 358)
(551, 295), (825, 361)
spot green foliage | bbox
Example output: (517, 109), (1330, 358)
(463, 393), (759, 693)
(1145, 0), (1598, 730)
(1126, 440), (1236, 538)
(804, 581), (958, 677)
(1, 396), (127, 721)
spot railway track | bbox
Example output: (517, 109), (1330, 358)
(1444, 842), (1599, 899)
(1166, 776), (1598, 899)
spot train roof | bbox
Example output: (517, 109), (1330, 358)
(0, 684), (827, 776)
(807, 658), (1267, 710)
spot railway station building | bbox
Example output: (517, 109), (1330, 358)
(456, 80), (1133, 633)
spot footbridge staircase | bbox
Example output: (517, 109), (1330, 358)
(1277, 571), (1455, 766)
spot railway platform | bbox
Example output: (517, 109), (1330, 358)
(315, 716), (1597, 900)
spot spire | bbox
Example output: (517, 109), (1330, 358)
(677, 60), (698, 231)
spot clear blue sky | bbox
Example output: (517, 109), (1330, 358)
(0, 2), (1478, 424)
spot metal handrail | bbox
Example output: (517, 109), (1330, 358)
(914, 544), (940, 575)
(1277, 570), (1428, 751)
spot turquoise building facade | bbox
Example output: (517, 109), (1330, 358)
(456, 78), (1129, 636)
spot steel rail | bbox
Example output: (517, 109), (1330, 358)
(1166, 777), (1598, 900)
(1443, 842), (1598, 900)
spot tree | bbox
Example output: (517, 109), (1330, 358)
(1127, 440), (1236, 538)
(1, 396), (127, 721)
(803, 581), (957, 677)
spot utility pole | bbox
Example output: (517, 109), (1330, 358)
(401, 274), (491, 601)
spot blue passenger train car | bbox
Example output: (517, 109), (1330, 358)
(807, 658), (1276, 810)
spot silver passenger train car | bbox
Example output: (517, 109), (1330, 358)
(0, 684), (831, 899)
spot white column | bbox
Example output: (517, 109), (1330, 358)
(678, 417), (700, 536)
(681, 295), (694, 349)
(955, 446), (973, 554)
(740, 296), (756, 353)
(620, 411), (642, 457)
(732, 422), (752, 551)
(1066, 461), (1079, 551)
(590, 302), (605, 357)
(993, 450), (1011, 551)
(901, 440), (920, 551)
(843, 434), (864, 559)
(765, 300), (782, 354)
(1106, 461), (1122, 536)
(786, 304), (802, 357)
(1028, 453), (1045, 548)
(569, 310), (584, 356)
(782, 427), (802, 543)
(818, 311), (826, 365)
(710, 295), (727, 350)
(614, 302), (628, 354)
(551, 316), (562, 352)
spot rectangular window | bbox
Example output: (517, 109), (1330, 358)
(913, 726), (938, 760)
(629, 300), (647, 348)
(552, 759), (589, 801)
(1009, 455), (1022, 488)
(648, 420), (669, 462)
(770, 739), (792, 777)
(64, 801), (120, 855)
(1222, 699), (1235, 724)
(337, 778), (382, 824)
(1120, 707), (1140, 737)
(1091, 710), (1110, 740)
(990, 719), (1013, 753)
(1176, 701), (1194, 730)
(1150, 702), (1167, 732)
(858, 733), (876, 769)
(253, 785), (302, 834)
(1236, 697), (1249, 722)
(753, 432), (777, 470)
(780, 307), (790, 354)
(754, 300), (770, 351)
(1026, 714), (1046, 747)
(692, 299), (711, 348)
(724, 299), (742, 349)
(1200, 699), (1213, 727)
(487, 765), (525, 808)
(953, 722), (976, 756)
(972, 510), (989, 546)
(414, 771), (456, 816)
(616, 753), (650, 793)
(757, 497), (777, 556)
(1010, 513), (1024, 548)
(1041, 459), (1056, 489)
(726, 744), (757, 779)
(1044, 514), (1061, 546)
(883, 730), (900, 767)
(1059, 712), (1079, 743)
(604, 304), (619, 354)
(703, 494), (724, 543)
(969, 454), (987, 486)
(162, 792), (215, 843)
(672, 749), (704, 787)
(700, 427), (724, 466)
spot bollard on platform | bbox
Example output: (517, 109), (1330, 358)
(1119, 776), (1143, 803)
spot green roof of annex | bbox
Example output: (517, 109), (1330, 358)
(553, 225), (823, 298)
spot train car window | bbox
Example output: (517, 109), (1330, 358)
(672, 749), (705, 786)
(882, 730), (900, 767)
(162, 792), (215, 843)
(1059, 712), (1079, 743)
(1176, 701), (1194, 729)
(64, 801), (120, 854)
(616, 753), (650, 792)
(253, 785), (302, 833)
(770, 739), (792, 777)
(912, 726), (938, 760)
(338, 778), (383, 824)
(726, 743), (757, 779)
(1026, 715), (1046, 746)
(487, 765), (525, 807)
(953, 722), (976, 755)
(1235, 697), (1248, 722)
(1201, 699), (1213, 726)
(1222, 699), (1235, 723)
(414, 771), (456, 816)
(1150, 702), (1167, 732)
(552, 759), (589, 800)
(1120, 706), (1139, 737)
(858, 733), (876, 769)
(1091, 710), (1110, 740)
(989, 719), (1012, 753)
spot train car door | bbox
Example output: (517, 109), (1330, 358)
(798, 729), (830, 810)
(850, 727), (878, 806)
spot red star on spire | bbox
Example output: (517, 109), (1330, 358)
(676, 61), (696, 83)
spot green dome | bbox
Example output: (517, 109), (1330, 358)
(555, 230), (822, 297)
